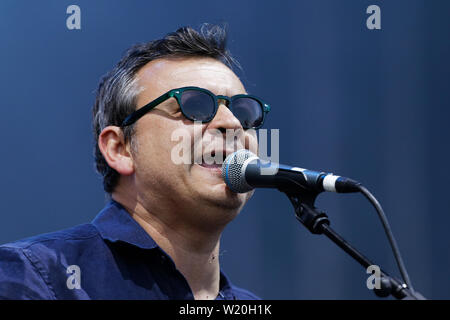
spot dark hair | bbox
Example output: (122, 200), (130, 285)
(92, 24), (239, 193)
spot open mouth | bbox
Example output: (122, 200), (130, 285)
(199, 151), (227, 170)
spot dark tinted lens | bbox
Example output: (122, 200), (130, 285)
(231, 97), (263, 129)
(180, 90), (216, 121)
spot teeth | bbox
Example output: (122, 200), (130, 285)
(202, 151), (228, 164)
(200, 162), (221, 168)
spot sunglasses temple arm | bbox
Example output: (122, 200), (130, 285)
(121, 91), (173, 126)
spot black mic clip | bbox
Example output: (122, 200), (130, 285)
(288, 192), (330, 235)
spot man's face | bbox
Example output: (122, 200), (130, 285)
(129, 57), (257, 227)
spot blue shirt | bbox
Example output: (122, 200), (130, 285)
(0, 200), (259, 300)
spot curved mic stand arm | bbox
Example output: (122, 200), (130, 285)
(284, 190), (425, 300)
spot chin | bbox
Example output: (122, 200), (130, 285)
(177, 182), (254, 231)
(198, 183), (252, 210)
(188, 164), (254, 210)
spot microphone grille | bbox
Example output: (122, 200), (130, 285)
(221, 149), (256, 193)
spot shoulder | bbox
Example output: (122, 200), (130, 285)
(0, 223), (99, 251)
(0, 224), (100, 299)
(0, 223), (101, 266)
(0, 223), (101, 274)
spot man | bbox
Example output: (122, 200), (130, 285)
(0, 25), (269, 299)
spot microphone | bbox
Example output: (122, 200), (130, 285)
(221, 149), (361, 194)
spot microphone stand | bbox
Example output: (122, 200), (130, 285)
(284, 190), (425, 300)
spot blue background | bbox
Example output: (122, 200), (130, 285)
(0, 0), (448, 299)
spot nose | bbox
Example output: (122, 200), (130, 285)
(207, 102), (243, 134)
(204, 101), (255, 155)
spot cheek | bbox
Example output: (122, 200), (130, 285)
(134, 120), (194, 176)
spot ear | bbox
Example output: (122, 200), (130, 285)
(98, 126), (135, 176)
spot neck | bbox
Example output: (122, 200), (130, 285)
(112, 189), (223, 300)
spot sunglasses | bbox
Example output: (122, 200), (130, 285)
(121, 86), (271, 129)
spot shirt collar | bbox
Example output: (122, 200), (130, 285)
(218, 272), (236, 300)
(92, 199), (158, 250)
